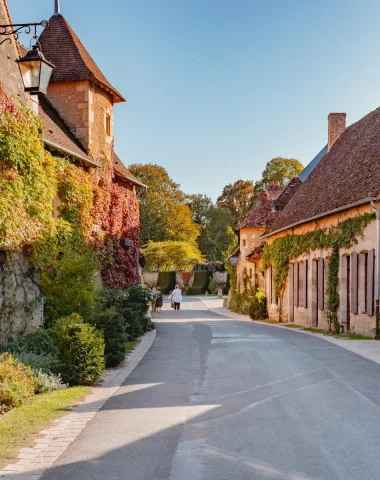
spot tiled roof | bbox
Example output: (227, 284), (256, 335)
(112, 152), (147, 188)
(246, 245), (264, 260)
(238, 184), (282, 229)
(274, 177), (302, 212)
(39, 14), (125, 103)
(267, 106), (380, 234)
(39, 95), (99, 167)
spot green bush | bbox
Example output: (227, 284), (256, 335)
(34, 370), (66, 393)
(12, 351), (58, 375)
(0, 353), (37, 413)
(157, 272), (176, 294)
(41, 249), (98, 326)
(97, 287), (153, 340)
(50, 314), (105, 386)
(208, 278), (227, 295)
(188, 271), (212, 295)
(90, 309), (127, 368)
(5, 329), (57, 357)
(249, 288), (268, 320)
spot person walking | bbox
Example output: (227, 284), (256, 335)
(155, 287), (163, 313)
(171, 284), (183, 314)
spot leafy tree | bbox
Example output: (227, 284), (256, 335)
(188, 194), (213, 226)
(142, 241), (202, 272)
(129, 164), (200, 245)
(216, 180), (256, 226)
(198, 207), (236, 262)
(255, 157), (304, 191)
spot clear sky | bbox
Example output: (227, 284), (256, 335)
(8, 0), (380, 200)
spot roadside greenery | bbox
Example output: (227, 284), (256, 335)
(142, 241), (202, 272)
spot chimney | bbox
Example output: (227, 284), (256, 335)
(328, 113), (346, 151)
(270, 180), (280, 185)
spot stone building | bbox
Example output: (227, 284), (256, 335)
(262, 112), (380, 336)
(0, 0), (145, 342)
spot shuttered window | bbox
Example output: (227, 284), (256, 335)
(367, 249), (375, 316)
(350, 252), (359, 314)
(317, 257), (324, 310)
(294, 261), (299, 307)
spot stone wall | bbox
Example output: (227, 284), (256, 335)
(0, 252), (43, 346)
(237, 226), (265, 292)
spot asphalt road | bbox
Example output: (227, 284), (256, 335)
(41, 297), (380, 480)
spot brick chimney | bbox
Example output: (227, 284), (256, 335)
(328, 113), (346, 151)
(270, 180), (280, 185)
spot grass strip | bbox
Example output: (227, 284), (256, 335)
(125, 339), (140, 355)
(0, 386), (90, 468)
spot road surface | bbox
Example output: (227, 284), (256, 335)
(42, 297), (380, 480)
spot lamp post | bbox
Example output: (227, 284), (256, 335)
(1, 21), (54, 96)
(370, 198), (380, 334)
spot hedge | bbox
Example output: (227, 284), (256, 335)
(157, 272), (176, 294)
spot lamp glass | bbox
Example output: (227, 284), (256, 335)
(18, 59), (42, 91)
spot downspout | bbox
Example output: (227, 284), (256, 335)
(370, 199), (380, 334)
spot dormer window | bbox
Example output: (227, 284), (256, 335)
(106, 112), (111, 136)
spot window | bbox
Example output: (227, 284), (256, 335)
(249, 268), (252, 278)
(242, 239), (246, 247)
(106, 113), (111, 136)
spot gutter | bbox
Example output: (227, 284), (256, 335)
(43, 138), (101, 168)
(261, 197), (372, 239)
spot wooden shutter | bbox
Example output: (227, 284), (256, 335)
(350, 252), (359, 314)
(269, 266), (273, 304)
(317, 257), (324, 310)
(294, 261), (299, 307)
(367, 249), (375, 316)
(303, 260), (308, 308)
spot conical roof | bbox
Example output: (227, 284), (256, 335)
(39, 14), (125, 103)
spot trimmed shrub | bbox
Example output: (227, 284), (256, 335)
(5, 329), (57, 357)
(157, 271), (176, 294)
(249, 288), (268, 320)
(50, 314), (105, 386)
(97, 286), (153, 340)
(0, 353), (37, 413)
(188, 271), (212, 295)
(34, 370), (67, 394)
(12, 351), (58, 375)
(91, 309), (127, 368)
(208, 278), (227, 295)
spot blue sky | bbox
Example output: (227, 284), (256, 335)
(8, 0), (380, 200)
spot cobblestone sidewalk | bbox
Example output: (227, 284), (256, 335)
(0, 329), (156, 480)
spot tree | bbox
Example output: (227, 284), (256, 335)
(188, 194), (213, 226)
(198, 207), (236, 262)
(128, 164), (200, 245)
(142, 241), (202, 272)
(216, 180), (256, 226)
(255, 157), (304, 191)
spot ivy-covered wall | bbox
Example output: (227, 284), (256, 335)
(0, 86), (140, 342)
(262, 211), (376, 335)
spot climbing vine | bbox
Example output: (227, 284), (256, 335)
(262, 212), (375, 330)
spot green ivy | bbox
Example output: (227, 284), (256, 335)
(262, 212), (375, 330)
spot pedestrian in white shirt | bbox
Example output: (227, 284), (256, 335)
(171, 285), (183, 314)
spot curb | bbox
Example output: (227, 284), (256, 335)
(0, 329), (156, 480)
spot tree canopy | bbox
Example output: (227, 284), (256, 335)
(255, 157), (304, 190)
(216, 180), (256, 226)
(142, 241), (202, 272)
(129, 164), (200, 245)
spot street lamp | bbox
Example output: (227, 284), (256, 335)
(17, 45), (54, 95)
(0, 20), (54, 95)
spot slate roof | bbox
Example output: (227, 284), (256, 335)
(112, 152), (147, 189)
(39, 95), (99, 167)
(274, 177), (302, 212)
(238, 184), (282, 229)
(298, 145), (328, 182)
(39, 14), (125, 103)
(267, 106), (380, 234)
(246, 245), (264, 260)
